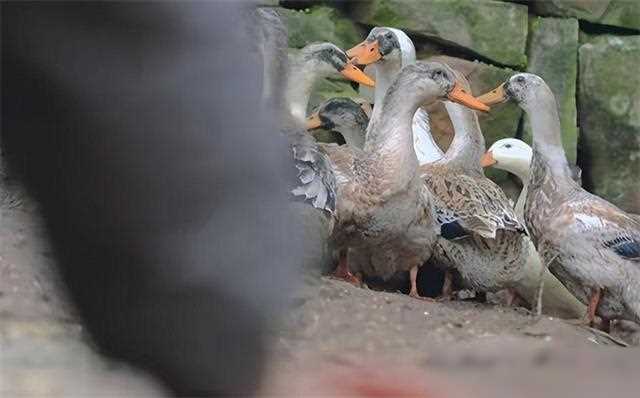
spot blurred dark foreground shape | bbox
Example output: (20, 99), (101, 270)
(2, 2), (304, 395)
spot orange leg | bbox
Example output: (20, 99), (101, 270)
(331, 249), (360, 286)
(584, 288), (602, 326)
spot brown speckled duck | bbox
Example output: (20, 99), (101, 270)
(419, 77), (529, 300)
(479, 73), (640, 327)
(297, 62), (489, 298)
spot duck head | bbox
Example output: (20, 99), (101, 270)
(477, 73), (553, 112)
(346, 27), (408, 66)
(481, 138), (532, 180)
(385, 62), (490, 112)
(300, 43), (375, 87)
(306, 98), (369, 148)
(306, 98), (370, 131)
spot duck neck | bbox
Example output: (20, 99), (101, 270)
(512, 169), (529, 222)
(285, 55), (320, 124)
(509, 161), (532, 184)
(338, 125), (366, 149)
(413, 108), (444, 165)
(370, 60), (401, 121)
(439, 102), (485, 175)
(370, 60), (443, 165)
(525, 94), (575, 192)
(364, 81), (422, 186)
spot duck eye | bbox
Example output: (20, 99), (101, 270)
(385, 33), (393, 39)
(504, 144), (512, 148)
(516, 76), (525, 84)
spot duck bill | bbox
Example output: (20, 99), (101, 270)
(447, 81), (490, 112)
(480, 151), (497, 167)
(476, 83), (508, 106)
(346, 40), (382, 65)
(340, 63), (375, 87)
(306, 112), (323, 130)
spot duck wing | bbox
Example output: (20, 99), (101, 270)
(424, 171), (524, 240)
(563, 194), (640, 263)
(289, 128), (337, 213)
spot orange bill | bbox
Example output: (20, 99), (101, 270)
(346, 40), (382, 65)
(477, 83), (508, 106)
(447, 81), (490, 112)
(306, 112), (323, 130)
(480, 151), (497, 167)
(340, 63), (375, 87)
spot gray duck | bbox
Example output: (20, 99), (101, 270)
(479, 73), (640, 327)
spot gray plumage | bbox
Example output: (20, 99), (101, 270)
(508, 73), (640, 323)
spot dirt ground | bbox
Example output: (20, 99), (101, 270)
(2, 183), (640, 397)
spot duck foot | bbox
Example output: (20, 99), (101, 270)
(583, 287), (602, 327)
(331, 250), (361, 286)
(505, 288), (525, 307)
(564, 288), (610, 332)
(409, 290), (436, 302)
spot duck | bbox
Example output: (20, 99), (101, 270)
(415, 73), (528, 301)
(285, 42), (375, 125)
(306, 97), (370, 149)
(481, 138), (587, 318)
(349, 29), (530, 301)
(478, 73), (640, 327)
(255, 15), (378, 275)
(298, 62), (489, 298)
(347, 27), (444, 164)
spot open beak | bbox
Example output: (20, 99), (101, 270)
(340, 63), (375, 87)
(346, 40), (382, 65)
(306, 112), (323, 130)
(447, 81), (490, 112)
(477, 83), (508, 106)
(480, 151), (497, 167)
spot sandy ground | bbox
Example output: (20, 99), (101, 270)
(2, 182), (640, 397)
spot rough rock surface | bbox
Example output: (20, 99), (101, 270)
(532, 0), (640, 31)
(579, 35), (640, 212)
(353, 0), (529, 66)
(524, 17), (579, 163)
(279, 6), (363, 50)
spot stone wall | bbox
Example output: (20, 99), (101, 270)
(274, 0), (640, 212)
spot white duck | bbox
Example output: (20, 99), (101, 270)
(347, 27), (445, 164)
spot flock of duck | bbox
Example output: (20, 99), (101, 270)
(261, 11), (640, 330)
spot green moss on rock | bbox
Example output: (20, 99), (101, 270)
(524, 17), (579, 163)
(579, 35), (640, 212)
(353, 0), (528, 67)
(280, 6), (363, 50)
(532, 0), (640, 31)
